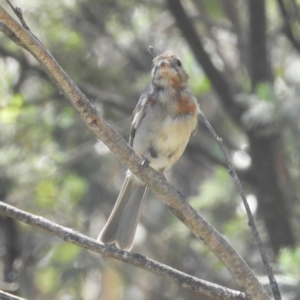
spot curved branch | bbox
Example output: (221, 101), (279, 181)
(0, 5), (269, 300)
(0, 201), (247, 300)
(198, 110), (281, 300)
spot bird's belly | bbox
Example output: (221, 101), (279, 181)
(133, 115), (196, 172)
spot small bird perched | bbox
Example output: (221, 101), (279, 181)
(98, 48), (199, 251)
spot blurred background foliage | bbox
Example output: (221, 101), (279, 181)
(1, 0), (300, 299)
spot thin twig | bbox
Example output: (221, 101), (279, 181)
(148, 45), (157, 58)
(6, 0), (42, 45)
(0, 290), (27, 300)
(0, 201), (247, 300)
(198, 108), (281, 300)
(6, 0), (30, 31)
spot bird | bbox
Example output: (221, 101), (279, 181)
(98, 48), (199, 251)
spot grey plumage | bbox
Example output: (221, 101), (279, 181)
(98, 174), (148, 251)
(98, 53), (199, 251)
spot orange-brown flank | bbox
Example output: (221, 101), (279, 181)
(176, 95), (197, 115)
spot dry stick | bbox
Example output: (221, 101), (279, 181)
(198, 109), (281, 300)
(6, 0), (30, 31)
(0, 290), (26, 300)
(0, 4), (270, 300)
(148, 45), (157, 58)
(0, 201), (247, 300)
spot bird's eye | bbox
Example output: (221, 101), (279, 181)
(176, 60), (182, 67)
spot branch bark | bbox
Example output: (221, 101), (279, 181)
(0, 4), (270, 300)
(0, 290), (26, 300)
(0, 201), (247, 300)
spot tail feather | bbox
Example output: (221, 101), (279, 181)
(98, 174), (148, 251)
(116, 186), (148, 250)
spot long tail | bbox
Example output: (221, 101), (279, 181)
(98, 173), (148, 251)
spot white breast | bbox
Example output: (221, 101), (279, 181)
(133, 112), (197, 172)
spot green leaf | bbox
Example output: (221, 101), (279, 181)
(0, 94), (24, 123)
(10, 94), (24, 107)
(255, 83), (276, 102)
(52, 243), (81, 264)
(35, 180), (57, 208)
(34, 267), (59, 293)
(202, 0), (223, 18)
(0, 107), (21, 123)
(61, 174), (87, 204)
(278, 247), (300, 278)
(195, 76), (211, 95)
(57, 107), (75, 128)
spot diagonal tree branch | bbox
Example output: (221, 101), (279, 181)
(198, 110), (281, 300)
(0, 201), (247, 300)
(0, 290), (26, 300)
(0, 4), (270, 300)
